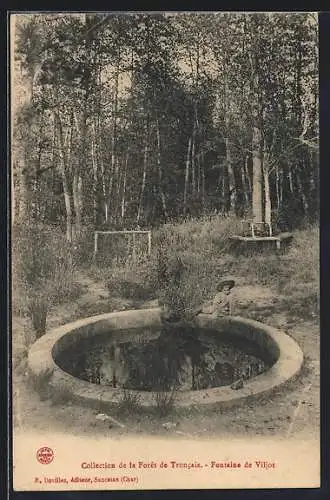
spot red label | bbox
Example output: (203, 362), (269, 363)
(36, 447), (54, 465)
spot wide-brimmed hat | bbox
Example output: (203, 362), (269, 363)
(217, 279), (235, 291)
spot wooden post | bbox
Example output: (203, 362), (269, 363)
(147, 231), (152, 256)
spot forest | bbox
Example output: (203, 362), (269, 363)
(12, 12), (319, 240)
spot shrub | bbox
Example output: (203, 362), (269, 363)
(118, 390), (142, 415)
(154, 233), (218, 322)
(153, 383), (178, 418)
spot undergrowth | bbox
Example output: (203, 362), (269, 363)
(12, 222), (84, 337)
(90, 217), (318, 323)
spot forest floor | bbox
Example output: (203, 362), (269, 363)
(12, 264), (319, 442)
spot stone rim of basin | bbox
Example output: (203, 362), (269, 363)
(28, 309), (304, 409)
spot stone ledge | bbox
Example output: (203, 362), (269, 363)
(28, 310), (304, 410)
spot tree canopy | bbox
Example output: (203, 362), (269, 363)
(12, 12), (319, 239)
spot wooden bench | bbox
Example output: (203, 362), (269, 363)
(229, 232), (293, 254)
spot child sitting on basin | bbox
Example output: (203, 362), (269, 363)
(199, 279), (235, 318)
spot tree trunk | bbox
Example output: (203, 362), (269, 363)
(60, 172), (73, 242)
(279, 165), (283, 206)
(156, 115), (168, 221)
(137, 120), (149, 225)
(297, 170), (309, 215)
(72, 173), (83, 238)
(95, 69), (106, 226)
(275, 163), (281, 211)
(114, 157), (122, 222)
(222, 39), (235, 215)
(288, 164), (294, 194)
(250, 61), (264, 224)
(244, 154), (252, 195)
(248, 39), (264, 225)
(224, 137), (235, 214)
(109, 48), (120, 223)
(252, 123), (263, 224)
(74, 108), (87, 237)
(262, 153), (271, 226)
(201, 152), (205, 211)
(242, 158), (250, 210)
(183, 136), (192, 216)
(121, 154), (128, 219)
(252, 125), (263, 222)
(197, 155), (200, 194)
(191, 134), (196, 195)
(91, 120), (98, 226)
(98, 128), (108, 223)
(54, 112), (73, 242)
(15, 71), (38, 225)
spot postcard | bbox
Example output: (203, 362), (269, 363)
(10, 11), (320, 491)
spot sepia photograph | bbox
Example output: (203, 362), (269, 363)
(10, 11), (320, 490)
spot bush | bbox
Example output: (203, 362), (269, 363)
(118, 390), (142, 415)
(154, 232), (219, 321)
(153, 384), (178, 418)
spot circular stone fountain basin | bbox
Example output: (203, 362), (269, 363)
(28, 308), (304, 409)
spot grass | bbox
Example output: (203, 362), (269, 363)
(226, 225), (319, 321)
(12, 222), (83, 337)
